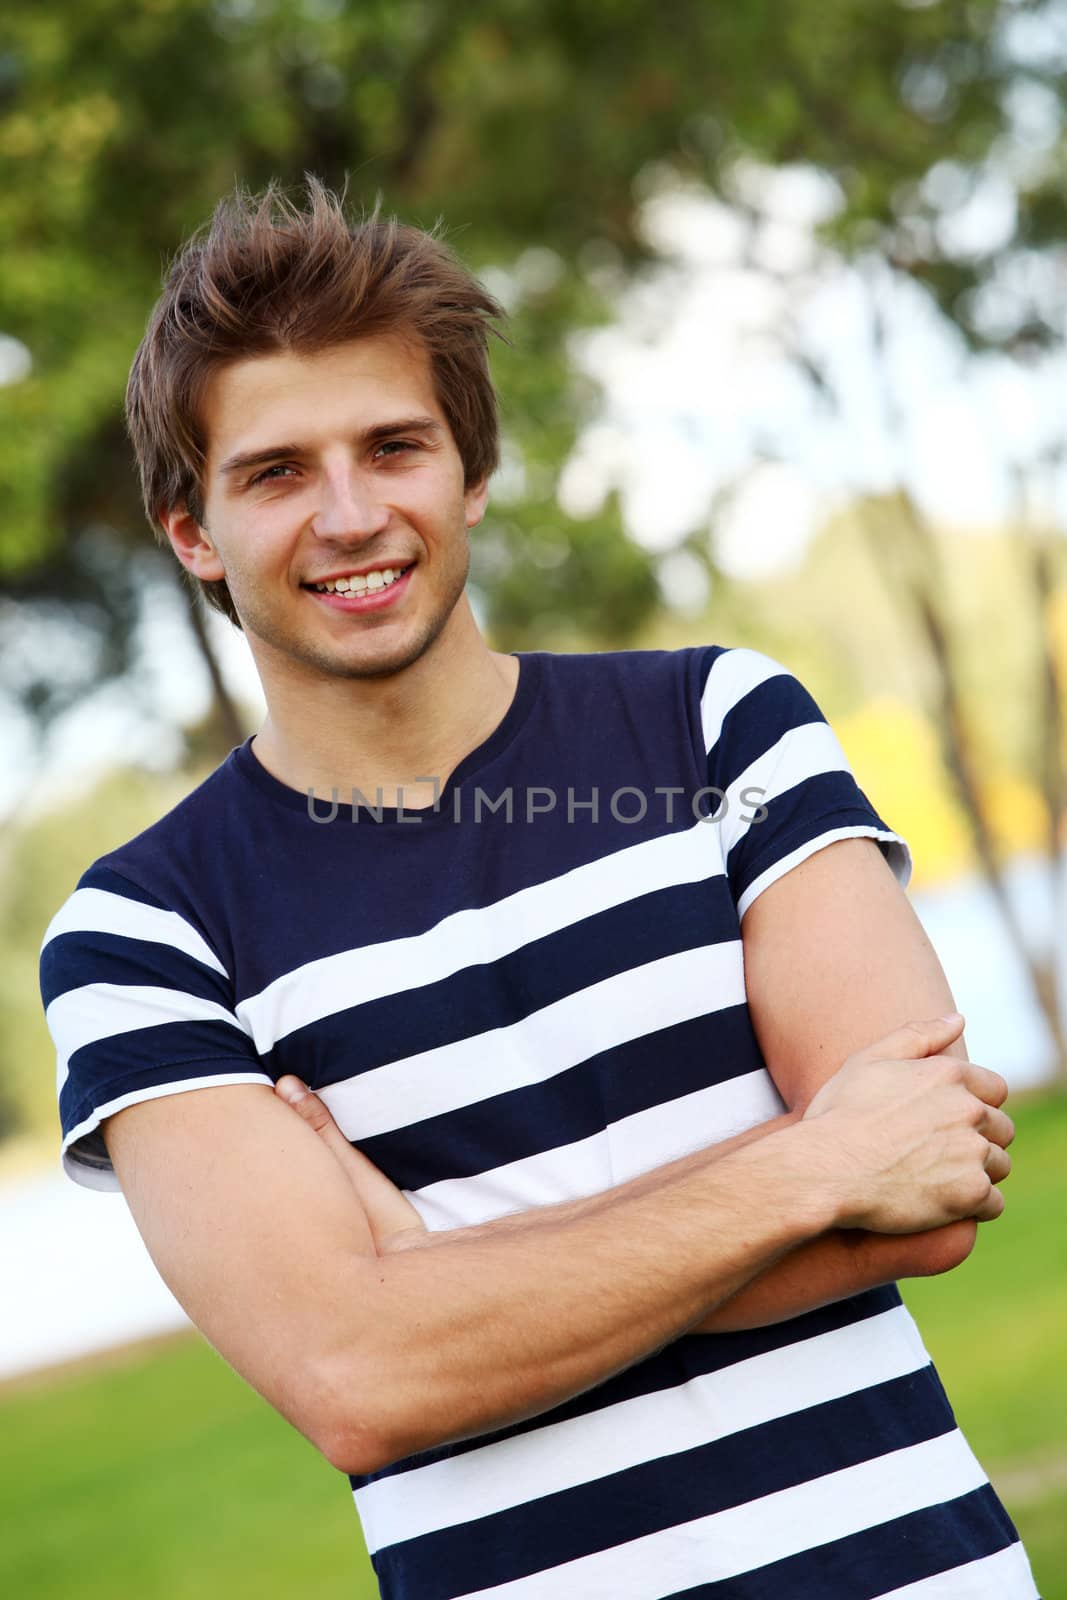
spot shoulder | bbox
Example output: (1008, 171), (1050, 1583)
(697, 646), (830, 757)
(41, 749), (247, 966)
(72, 750), (245, 905)
(536, 643), (727, 706)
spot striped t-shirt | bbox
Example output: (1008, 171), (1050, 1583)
(41, 645), (1038, 1600)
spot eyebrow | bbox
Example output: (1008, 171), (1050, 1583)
(217, 416), (444, 480)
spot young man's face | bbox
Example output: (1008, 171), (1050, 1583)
(173, 334), (489, 683)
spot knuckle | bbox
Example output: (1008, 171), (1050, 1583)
(968, 1095), (987, 1126)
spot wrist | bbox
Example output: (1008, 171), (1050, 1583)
(755, 1119), (846, 1238)
(709, 1119), (841, 1245)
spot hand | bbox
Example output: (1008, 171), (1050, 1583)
(274, 1077), (428, 1254)
(802, 1014), (1014, 1234)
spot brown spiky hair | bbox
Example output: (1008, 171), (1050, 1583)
(125, 177), (506, 625)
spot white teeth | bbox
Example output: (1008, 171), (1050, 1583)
(313, 566), (407, 594)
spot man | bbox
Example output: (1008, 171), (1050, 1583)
(40, 181), (1038, 1598)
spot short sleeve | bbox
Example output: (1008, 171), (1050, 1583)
(39, 864), (272, 1192)
(700, 647), (912, 920)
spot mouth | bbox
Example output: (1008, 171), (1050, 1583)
(301, 563), (414, 612)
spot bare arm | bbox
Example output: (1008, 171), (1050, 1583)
(104, 1015), (1007, 1475)
(305, 837), (1009, 1338)
(104, 1084), (829, 1476)
(692, 837), (1009, 1334)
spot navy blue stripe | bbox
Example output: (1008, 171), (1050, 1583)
(372, 1367), (957, 1597)
(726, 778), (888, 900)
(665, 1485), (1022, 1599)
(356, 1005), (764, 1191)
(40, 931), (229, 1009)
(709, 670), (826, 779)
(281, 878), (738, 1090)
(696, 643), (729, 699)
(78, 862), (170, 909)
(354, 1287), (902, 1489)
(59, 1026), (259, 1134)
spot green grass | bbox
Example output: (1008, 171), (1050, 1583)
(1, 1088), (1064, 1598)
(901, 1085), (1067, 1598)
(0, 1334), (377, 1599)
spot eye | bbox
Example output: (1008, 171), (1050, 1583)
(374, 439), (418, 461)
(250, 463), (298, 486)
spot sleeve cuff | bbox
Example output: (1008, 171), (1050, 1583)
(61, 1067), (275, 1193)
(735, 824), (913, 922)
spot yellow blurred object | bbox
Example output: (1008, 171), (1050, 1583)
(836, 700), (974, 889)
(982, 772), (1049, 859)
(836, 699), (1050, 889)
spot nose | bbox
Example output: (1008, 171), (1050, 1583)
(310, 461), (390, 542)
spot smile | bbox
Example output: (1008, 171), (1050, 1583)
(302, 565), (414, 611)
(308, 565), (411, 595)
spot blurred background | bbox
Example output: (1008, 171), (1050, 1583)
(1, 0), (1065, 1593)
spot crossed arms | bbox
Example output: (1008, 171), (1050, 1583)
(103, 839), (1013, 1476)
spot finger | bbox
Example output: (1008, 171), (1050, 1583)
(977, 1104), (1015, 1150)
(960, 1061), (1009, 1109)
(983, 1145), (1012, 1184)
(862, 1014), (965, 1063)
(275, 1076), (426, 1245)
(276, 1075), (337, 1136)
(972, 1183), (1006, 1223)
(275, 1076), (362, 1173)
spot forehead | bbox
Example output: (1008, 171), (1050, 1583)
(201, 334), (441, 464)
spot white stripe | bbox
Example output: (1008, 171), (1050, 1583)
(61, 1071), (275, 1192)
(717, 720), (852, 863)
(49, 983), (250, 1093)
(455, 1429), (989, 1599)
(41, 887), (227, 976)
(700, 647), (788, 756)
(409, 1069), (784, 1231)
(876, 1540), (1038, 1598)
(736, 825), (913, 920)
(236, 821), (724, 1052)
(355, 1303), (932, 1553)
(321, 943), (745, 1141)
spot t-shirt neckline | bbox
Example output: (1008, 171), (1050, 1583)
(230, 651), (542, 825)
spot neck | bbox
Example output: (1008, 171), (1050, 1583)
(247, 602), (520, 809)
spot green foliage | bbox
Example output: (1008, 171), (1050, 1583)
(0, 762), (205, 1139)
(0, 0), (1054, 720)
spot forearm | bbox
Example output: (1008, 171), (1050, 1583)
(392, 1108), (804, 1248)
(328, 1121), (835, 1473)
(690, 1227), (916, 1333)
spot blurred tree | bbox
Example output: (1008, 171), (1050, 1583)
(0, 0), (1052, 742)
(1, 0), (1066, 1102)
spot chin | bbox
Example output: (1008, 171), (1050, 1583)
(308, 618), (450, 682)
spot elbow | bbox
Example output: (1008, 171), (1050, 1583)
(293, 1349), (392, 1477)
(318, 1415), (397, 1478)
(306, 1356), (413, 1477)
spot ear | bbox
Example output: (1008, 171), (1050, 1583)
(463, 476), (490, 529)
(159, 504), (226, 582)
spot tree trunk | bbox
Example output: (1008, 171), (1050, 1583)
(862, 491), (1067, 1080)
(177, 574), (248, 756)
